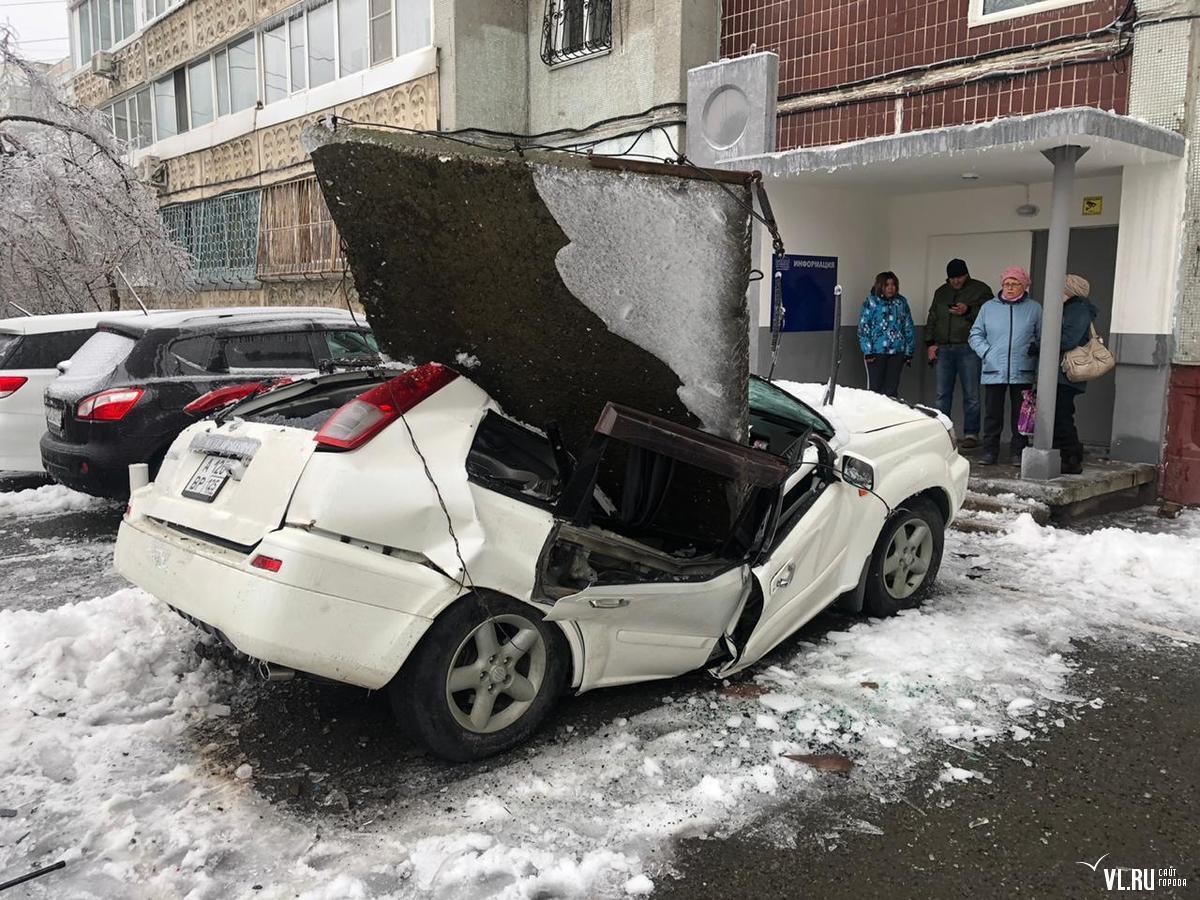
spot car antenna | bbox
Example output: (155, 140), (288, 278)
(6, 301), (33, 317)
(823, 284), (843, 407)
(113, 265), (150, 316)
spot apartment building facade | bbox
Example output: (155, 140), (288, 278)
(690, 0), (1197, 489)
(63, 0), (717, 307)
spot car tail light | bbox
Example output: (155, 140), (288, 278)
(250, 554), (282, 573)
(315, 363), (458, 451)
(0, 376), (27, 399)
(77, 388), (144, 421)
(185, 382), (265, 416)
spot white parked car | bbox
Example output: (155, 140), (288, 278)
(116, 366), (969, 760)
(0, 311), (149, 474)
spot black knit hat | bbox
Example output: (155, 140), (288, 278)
(946, 258), (969, 278)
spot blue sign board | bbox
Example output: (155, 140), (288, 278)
(772, 254), (838, 332)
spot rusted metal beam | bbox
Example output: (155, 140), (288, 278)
(587, 154), (756, 186)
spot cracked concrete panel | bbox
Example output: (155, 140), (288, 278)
(307, 128), (752, 457)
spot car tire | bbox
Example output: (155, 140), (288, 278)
(862, 497), (944, 618)
(389, 592), (570, 762)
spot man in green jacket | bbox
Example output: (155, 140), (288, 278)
(926, 258), (992, 448)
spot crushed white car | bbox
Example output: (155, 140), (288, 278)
(115, 366), (969, 760)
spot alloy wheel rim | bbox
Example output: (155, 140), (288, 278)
(882, 518), (934, 600)
(445, 613), (547, 734)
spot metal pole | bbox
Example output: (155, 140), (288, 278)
(1022, 144), (1087, 481)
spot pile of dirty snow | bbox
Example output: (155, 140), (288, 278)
(0, 484), (113, 517)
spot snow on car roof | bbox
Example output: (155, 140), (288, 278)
(0, 309), (153, 336)
(96, 306), (363, 335)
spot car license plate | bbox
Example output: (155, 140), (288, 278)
(183, 456), (233, 503)
(45, 403), (62, 431)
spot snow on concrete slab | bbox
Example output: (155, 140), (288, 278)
(2, 511), (1199, 897)
(0, 484), (114, 517)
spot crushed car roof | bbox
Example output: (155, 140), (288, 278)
(96, 307), (364, 335)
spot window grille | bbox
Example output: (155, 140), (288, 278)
(162, 190), (262, 287)
(256, 177), (346, 280)
(540, 0), (612, 66)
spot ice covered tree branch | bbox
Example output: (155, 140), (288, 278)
(0, 27), (187, 314)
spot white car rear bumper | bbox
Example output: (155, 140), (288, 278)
(115, 516), (456, 689)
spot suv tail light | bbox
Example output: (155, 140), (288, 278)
(77, 388), (144, 422)
(0, 376), (27, 399)
(185, 382), (266, 416)
(315, 363), (458, 451)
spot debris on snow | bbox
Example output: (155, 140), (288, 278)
(782, 753), (855, 776)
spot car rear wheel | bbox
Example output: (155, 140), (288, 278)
(862, 497), (944, 617)
(389, 593), (569, 762)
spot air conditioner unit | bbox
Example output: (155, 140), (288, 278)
(91, 51), (115, 78)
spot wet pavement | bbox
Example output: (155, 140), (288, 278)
(658, 638), (1200, 899)
(2, 490), (1197, 897)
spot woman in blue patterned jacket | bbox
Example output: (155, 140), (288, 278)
(857, 271), (915, 398)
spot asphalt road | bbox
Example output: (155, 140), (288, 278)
(2, 491), (1197, 898)
(658, 638), (1200, 899)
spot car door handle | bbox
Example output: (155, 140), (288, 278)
(772, 562), (795, 592)
(588, 597), (630, 609)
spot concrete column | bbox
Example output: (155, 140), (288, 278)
(686, 52), (779, 374)
(1022, 145), (1087, 481)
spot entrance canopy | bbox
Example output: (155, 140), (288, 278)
(728, 108), (1184, 192)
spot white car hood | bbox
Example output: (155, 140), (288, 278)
(775, 381), (928, 443)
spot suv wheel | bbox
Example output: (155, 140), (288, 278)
(389, 593), (569, 761)
(862, 497), (944, 617)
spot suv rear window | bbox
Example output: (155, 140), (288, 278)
(222, 331), (316, 370)
(55, 331), (136, 391)
(0, 330), (92, 370)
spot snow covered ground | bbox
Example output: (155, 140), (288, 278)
(1, 492), (1199, 898)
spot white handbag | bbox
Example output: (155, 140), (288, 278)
(1061, 324), (1115, 383)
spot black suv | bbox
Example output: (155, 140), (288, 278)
(41, 307), (378, 497)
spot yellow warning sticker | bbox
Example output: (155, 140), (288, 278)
(1082, 196), (1103, 216)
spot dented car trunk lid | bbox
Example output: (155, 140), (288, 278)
(138, 420), (318, 548)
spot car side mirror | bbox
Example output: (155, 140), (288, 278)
(56, 359), (72, 375)
(841, 453), (876, 492)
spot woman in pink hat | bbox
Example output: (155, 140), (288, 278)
(968, 266), (1043, 466)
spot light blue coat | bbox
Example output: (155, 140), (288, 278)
(969, 295), (1043, 385)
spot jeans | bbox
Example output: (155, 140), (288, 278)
(934, 344), (981, 436)
(866, 353), (906, 398)
(982, 383), (1031, 460)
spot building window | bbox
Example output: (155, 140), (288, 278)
(101, 86), (153, 148)
(152, 74), (175, 140)
(162, 190), (263, 286)
(338, 0), (369, 76)
(308, 2), (337, 87)
(142, 0), (184, 25)
(289, 15), (307, 91)
(187, 57), (214, 128)
(263, 23), (288, 103)
(71, 0), (141, 66)
(257, 177), (346, 280)
(396, 0), (431, 56)
(369, 0), (393, 65)
(540, 0), (611, 66)
(968, 0), (1089, 25)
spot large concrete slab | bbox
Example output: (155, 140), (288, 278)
(307, 127), (754, 458)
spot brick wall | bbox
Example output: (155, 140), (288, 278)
(721, 0), (1132, 149)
